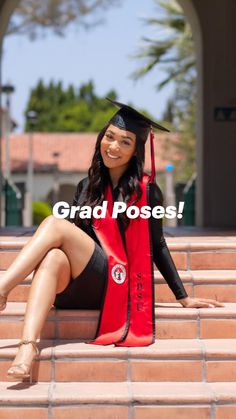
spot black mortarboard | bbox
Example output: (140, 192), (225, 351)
(106, 97), (170, 181)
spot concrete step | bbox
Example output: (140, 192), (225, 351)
(156, 269), (236, 302)
(1, 338), (236, 383)
(1, 236), (236, 270)
(1, 269), (234, 303)
(1, 381), (236, 418)
(0, 302), (236, 340)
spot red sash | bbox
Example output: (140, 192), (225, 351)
(89, 173), (155, 347)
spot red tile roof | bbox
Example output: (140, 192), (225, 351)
(1, 132), (182, 174)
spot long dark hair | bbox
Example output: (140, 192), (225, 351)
(76, 123), (145, 229)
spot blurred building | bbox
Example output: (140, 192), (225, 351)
(1, 131), (182, 205)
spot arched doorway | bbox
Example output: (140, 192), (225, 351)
(177, 0), (203, 226)
(179, 0), (236, 228)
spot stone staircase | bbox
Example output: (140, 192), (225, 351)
(1, 234), (236, 418)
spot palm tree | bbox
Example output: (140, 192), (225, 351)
(132, 0), (197, 181)
(132, 0), (195, 90)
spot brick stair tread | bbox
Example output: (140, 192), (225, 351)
(0, 270), (33, 283)
(1, 236), (236, 251)
(2, 236), (236, 273)
(1, 338), (236, 360)
(155, 269), (236, 283)
(3, 270), (236, 285)
(1, 301), (235, 319)
(0, 237), (29, 249)
(1, 381), (236, 405)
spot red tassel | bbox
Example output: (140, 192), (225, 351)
(149, 127), (156, 183)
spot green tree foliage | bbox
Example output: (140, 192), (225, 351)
(24, 80), (120, 132)
(33, 201), (52, 225)
(132, 0), (196, 182)
(25, 79), (161, 133)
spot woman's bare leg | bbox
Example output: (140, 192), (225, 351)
(1, 215), (97, 377)
(8, 248), (71, 376)
(0, 215), (95, 298)
(22, 248), (71, 341)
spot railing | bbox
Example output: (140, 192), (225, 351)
(2, 176), (23, 226)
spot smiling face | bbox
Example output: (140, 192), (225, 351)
(100, 124), (136, 181)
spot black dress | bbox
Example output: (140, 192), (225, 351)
(54, 177), (188, 309)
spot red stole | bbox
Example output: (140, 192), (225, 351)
(89, 173), (155, 347)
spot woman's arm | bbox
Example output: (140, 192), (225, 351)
(149, 183), (188, 301)
(149, 183), (224, 308)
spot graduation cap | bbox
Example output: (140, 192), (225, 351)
(106, 97), (170, 182)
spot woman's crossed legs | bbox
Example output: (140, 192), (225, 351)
(0, 215), (95, 376)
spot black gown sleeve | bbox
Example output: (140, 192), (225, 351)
(67, 180), (82, 223)
(68, 178), (88, 223)
(149, 183), (188, 300)
(68, 178), (101, 246)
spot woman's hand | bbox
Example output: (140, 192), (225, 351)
(178, 296), (225, 308)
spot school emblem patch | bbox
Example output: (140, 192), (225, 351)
(111, 264), (126, 284)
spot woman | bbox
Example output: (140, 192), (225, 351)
(0, 98), (224, 380)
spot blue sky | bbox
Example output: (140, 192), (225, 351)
(2, 0), (174, 132)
